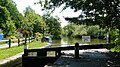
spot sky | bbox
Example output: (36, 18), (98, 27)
(13, 0), (80, 27)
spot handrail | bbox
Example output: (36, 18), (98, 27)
(22, 43), (115, 67)
(23, 43), (115, 57)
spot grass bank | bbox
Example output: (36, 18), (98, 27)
(0, 40), (47, 60)
(0, 41), (7, 45)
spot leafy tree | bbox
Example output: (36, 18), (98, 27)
(0, 6), (16, 37)
(43, 14), (62, 39)
(63, 23), (76, 37)
(87, 25), (99, 37)
(0, 0), (23, 29)
(22, 6), (46, 37)
(110, 29), (120, 44)
(63, 24), (106, 38)
(40, 0), (120, 46)
(33, 15), (46, 34)
(40, 0), (120, 29)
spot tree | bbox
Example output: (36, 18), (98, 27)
(40, 0), (120, 29)
(63, 24), (106, 38)
(0, 0), (23, 29)
(43, 14), (62, 39)
(40, 0), (120, 46)
(63, 23), (76, 37)
(87, 25), (99, 37)
(0, 6), (16, 37)
(22, 6), (46, 37)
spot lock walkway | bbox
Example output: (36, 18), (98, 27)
(45, 49), (120, 67)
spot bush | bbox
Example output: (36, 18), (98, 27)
(0, 29), (3, 34)
(35, 32), (43, 39)
(63, 24), (106, 38)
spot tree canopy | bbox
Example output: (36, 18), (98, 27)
(0, 0), (23, 37)
(63, 24), (106, 38)
(40, 0), (120, 29)
(0, 0), (62, 39)
(43, 14), (62, 39)
(39, 0), (120, 45)
(20, 6), (46, 36)
(0, 0), (23, 28)
(0, 5), (16, 37)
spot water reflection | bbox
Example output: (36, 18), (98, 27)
(51, 37), (106, 47)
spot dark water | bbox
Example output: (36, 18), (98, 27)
(51, 37), (106, 46)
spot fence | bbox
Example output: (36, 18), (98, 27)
(0, 37), (35, 49)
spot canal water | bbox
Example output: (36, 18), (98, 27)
(14, 37), (106, 67)
(51, 37), (106, 47)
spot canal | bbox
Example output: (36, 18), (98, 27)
(14, 37), (106, 67)
(51, 37), (106, 46)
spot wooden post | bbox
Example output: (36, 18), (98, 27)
(9, 38), (11, 48)
(106, 34), (110, 44)
(58, 50), (61, 57)
(75, 42), (79, 58)
(24, 38), (28, 49)
(29, 37), (31, 43)
(24, 49), (28, 56)
(18, 38), (20, 46)
(25, 37), (27, 44)
(55, 50), (61, 58)
(55, 51), (58, 57)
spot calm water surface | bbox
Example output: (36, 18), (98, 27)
(51, 37), (106, 46)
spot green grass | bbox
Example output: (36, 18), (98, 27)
(0, 41), (47, 60)
(28, 40), (46, 49)
(0, 41), (7, 45)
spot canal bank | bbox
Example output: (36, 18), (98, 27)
(0, 44), (51, 67)
(0, 52), (23, 67)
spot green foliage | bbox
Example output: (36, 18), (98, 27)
(73, 25), (87, 36)
(110, 45), (120, 52)
(114, 33), (120, 45)
(40, 0), (120, 29)
(4, 21), (16, 37)
(43, 15), (62, 39)
(0, 0), (62, 39)
(0, 6), (16, 37)
(63, 24), (106, 38)
(22, 6), (46, 36)
(0, 0), (23, 29)
(40, 0), (120, 52)
(108, 29), (120, 50)
(87, 25), (99, 37)
(0, 29), (3, 34)
(110, 29), (119, 41)
(0, 0), (23, 37)
(35, 32), (43, 39)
